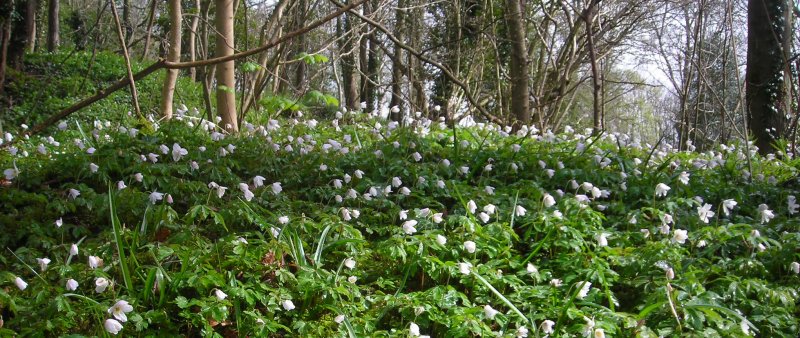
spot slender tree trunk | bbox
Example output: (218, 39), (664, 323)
(505, 0), (529, 126)
(0, 13), (11, 96)
(122, 0), (132, 42)
(340, 13), (360, 111)
(141, 0), (157, 60)
(188, 0), (200, 81)
(160, 0), (182, 119)
(24, 0), (36, 52)
(215, 0), (238, 132)
(109, 0), (141, 118)
(584, 0), (602, 133)
(46, 0), (58, 51)
(389, 0), (405, 121)
(746, 0), (788, 154)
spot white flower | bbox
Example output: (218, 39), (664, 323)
(696, 239), (707, 248)
(347, 276), (358, 283)
(790, 261), (800, 274)
(334, 314), (345, 324)
(108, 300), (134, 322)
(550, 279), (563, 287)
(134, 173), (144, 182)
(14, 277), (27, 290)
(171, 143), (188, 161)
(515, 205), (527, 217)
(577, 281), (592, 299)
(516, 326), (529, 337)
(463, 241), (476, 253)
(458, 262), (472, 275)
(678, 171), (690, 185)
(402, 220), (418, 235)
(467, 200), (477, 214)
(392, 177), (402, 187)
(214, 289), (227, 300)
(270, 227), (281, 238)
(149, 191), (164, 204)
(436, 234), (447, 245)
(672, 229), (688, 244)
(399, 187), (411, 196)
(88, 255), (103, 269)
(66, 279), (79, 291)
(89, 163), (99, 173)
(483, 305), (499, 319)
(484, 186), (495, 195)
(271, 182), (283, 195)
(68, 188), (80, 199)
(640, 228), (651, 238)
(658, 223), (670, 235)
(666, 268), (675, 280)
(104, 318), (123, 335)
(282, 299), (296, 311)
(543, 194), (556, 208)
(432, 213), (443, 223)
(595, 233), (608, 247)
(239, 183), (254, 201)
(117, 181), (127, 190)
(788, 196), (799, 215)
(540, 320), (555, 334)
(95, 277), (110, 293)
(147, 153), (159, 163)
(655, 183), (670, 197)
(278, 216), (289, 225)
(253, 176), (266, 188)
(37, 257), (51, 271)
(478, 212), (490, 223)
(594, 328), (606, 338)
(409, 322), (421, 336)
(344, 258), (356, 269)
(758, 204), (774, 224)
(722, 199), (737, 216)
(697, 203), (715, 223)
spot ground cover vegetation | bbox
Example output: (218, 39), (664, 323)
(1, 54), (799, 336)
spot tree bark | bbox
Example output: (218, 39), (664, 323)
(24, 0), (36, 52)
(160, 0), (182, 119)
(141, 0), (158, 60)
(188, 0), (201, 81)
(215, 0), (238, 132)
(505, 0), (529, 126)
(746, 0), (788, 154)
(340, 12), (360, 111)
(583, 0), (602, 133)
(46, 0), (59, 51)
(389, 0), (405, 121)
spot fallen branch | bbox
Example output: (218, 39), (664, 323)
(3, 0), (367, 148)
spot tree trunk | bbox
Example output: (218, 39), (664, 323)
(24, 0), (36, 52)
(505, 0), (529, 126)
(141, 0), (157, 60)
(583, 0), (602, 133)
(46, 0), (58, 51)
(122, 0), (132, 42)
(389, 0), (405, 121)
(746, 0), (788, 154)
(188, 0), (200, 81)
(0, 10), (11, 95)
(215, 0), (238, 132)
(340, 13), (360, 111)
(160, 0), (182, 119)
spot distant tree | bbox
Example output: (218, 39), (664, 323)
(46, 0), (59, 51)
